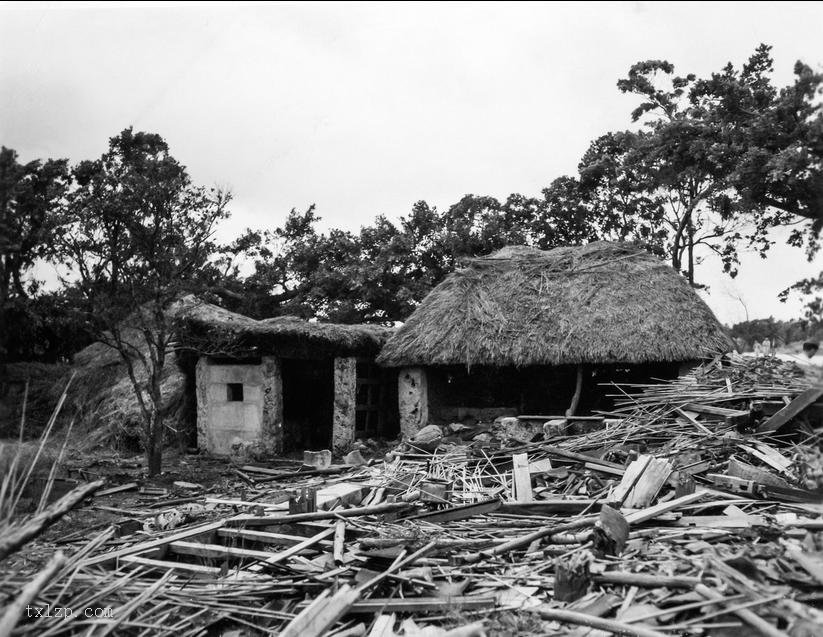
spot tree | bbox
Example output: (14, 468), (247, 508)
(233, 191), (600, 324)
(577, 45), (823, 286)
(3, 289), (94, 363)
(0, 147), (71, 361)
(60, 129), (230, 476)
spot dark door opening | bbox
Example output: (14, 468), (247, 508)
(282, 358), (334, 451)
(426, 362), (683, 424)
(356, 362), (399, 440)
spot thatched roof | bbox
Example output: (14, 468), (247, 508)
(376, 242), (733, 368)
(175, 298), (392, 359)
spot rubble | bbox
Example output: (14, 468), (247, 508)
(1, 354), (823, 635)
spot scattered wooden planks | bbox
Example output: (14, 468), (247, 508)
(757, 383), (823, 434)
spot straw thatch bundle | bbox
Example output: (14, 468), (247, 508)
(175, 297), (393, 359)
(377, 242), (733, 368)
(0, 335), (188, 449)
(47, 332), (188, 450)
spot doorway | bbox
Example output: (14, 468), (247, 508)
(281, 358), (334, 451)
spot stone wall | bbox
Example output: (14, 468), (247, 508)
(196, 358), (266, 455)
(261, 356), (284, 453)
(398, 366), (428, 438)
(332, 356), (357, 454)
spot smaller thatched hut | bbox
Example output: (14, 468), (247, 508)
(376, 242), (733, 435)
(175, 298), (397, 455)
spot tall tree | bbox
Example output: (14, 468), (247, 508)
(0, 148), (70, 361)
(61, 129), (230, 476)
(579, 45), (823, 286)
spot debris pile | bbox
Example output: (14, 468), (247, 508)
(2, 355), (823, 636)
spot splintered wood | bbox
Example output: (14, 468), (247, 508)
(2, 354), (823, 635)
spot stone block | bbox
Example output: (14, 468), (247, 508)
(493, 417), (541, 444)
(410, 424), (443, 451)
(303, 449), (332, 469)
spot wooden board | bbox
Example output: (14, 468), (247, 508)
(280, 584), (360, 637)
(500, 499), (598, 515)
(226, 502), (411, 526)
(82, 520), (226, 567)
(611, 455), (652, 504)
(757, 384), (823, 434)
(406, 498), (501, 523)
(624, 491), (706, 525)
(120, 555), (223, 577)
(512, 453), (534, 503)
(169, 541), (276, 561)
(623, 457), (672, 508)
(347, 596), (496, 613)
(217, 528), (335, 548)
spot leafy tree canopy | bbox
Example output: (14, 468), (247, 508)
(0, 147), (71, 359)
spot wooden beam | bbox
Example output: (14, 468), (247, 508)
(170, 528), (335, 566)
(512, 453), (534, 503)
(280, 585), (360, 637)
(261, 527), (336, 566)
(757, 384), (823, 434)
(120, 555), (223, 577)
(695, 584), (788, 637)
(170, 541), (275, 561)
(406, 498), (501, 523)
(218, 528), (334, 548)
(624, 491), (706, 525)
(226, 502), (411, 526)
(594, 572), (702, 588)
(82, 520), (225, 567)
(333, 520), (346, 565)
(348, 596), (496, 613)
(682, 403), (750, 427)
(527, 607), (668, 637)
(541, 445), (623, 471)
(500, 500), (598, 515)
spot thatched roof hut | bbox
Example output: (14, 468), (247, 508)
(377, 242), (732, 368)
(175, 298), (399, 455)
(175, 298), (392, 359)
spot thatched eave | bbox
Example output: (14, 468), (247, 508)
(376, 241), (733, 368)
(174, 298), (393, 360)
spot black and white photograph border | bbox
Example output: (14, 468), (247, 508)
(1, 2), (822, 635)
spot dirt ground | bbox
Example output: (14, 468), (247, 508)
(4, 447), (249, 571)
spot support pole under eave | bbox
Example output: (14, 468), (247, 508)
(566, 364), (584, 417)
(332, 357), (357, 455)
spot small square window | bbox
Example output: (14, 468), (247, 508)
(227, 383), (244, 402)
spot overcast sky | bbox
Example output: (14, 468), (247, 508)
(2, 1), (822, 325)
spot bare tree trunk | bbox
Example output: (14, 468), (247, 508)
(146, 368), (164, 476)
(146, 335), (167, 477)
(671, 242), (682, 275)
(147, 407), (163, 476)
(687, 216), (695, 286)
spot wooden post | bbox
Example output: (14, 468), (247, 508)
(512, 453), (534, 502)
(566, 364), (584, 417)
